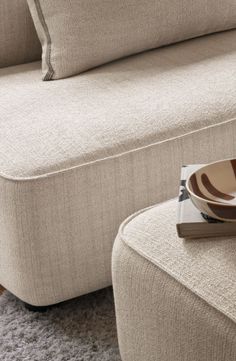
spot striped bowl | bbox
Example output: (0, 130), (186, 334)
(186, 159), (236, 222)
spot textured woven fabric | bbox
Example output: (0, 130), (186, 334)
(112, 200), (236, 361)
(0, 31), (236, 306)
(1, 30), (236, 179)
(27, 0), (236, 80)
(0, 0), (41, 68)
(113, 237), (236, 361)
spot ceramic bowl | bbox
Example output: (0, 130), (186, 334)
(186, 159), (236, 222)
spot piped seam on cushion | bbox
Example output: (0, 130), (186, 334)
(117, 200), (236, 324)
(0, 116), (235, 182)
(34, 0), (54, 80)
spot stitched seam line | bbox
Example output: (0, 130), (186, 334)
(120, 235), (236, 324)
(117, 200), (236, 323)
(34, 0), (54, 80)
(0, 116), (236, 182)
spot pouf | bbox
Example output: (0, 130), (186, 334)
(112, 199), (236, 361)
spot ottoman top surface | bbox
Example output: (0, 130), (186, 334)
(119, 199), (236, 323)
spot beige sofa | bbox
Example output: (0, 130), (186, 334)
(0, 0), (236, 306)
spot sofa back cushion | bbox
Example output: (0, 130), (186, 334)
(27, 0), (236, 80)
(0, 0), (41, 68)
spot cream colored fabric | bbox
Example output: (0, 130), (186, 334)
(0, 0), (41, 68)
(0, 31), (236, 306)
(116, 199), (236, 322)
(1, 30), (236, 179)
(27, 0), (236, 80)
(113, 227), (236, 361)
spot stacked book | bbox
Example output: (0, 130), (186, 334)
(177, 164), (236, 238)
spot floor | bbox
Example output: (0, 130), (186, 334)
(0, 287), (120, 360)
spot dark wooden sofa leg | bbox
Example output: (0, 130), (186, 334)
(24, 302), (50, 312)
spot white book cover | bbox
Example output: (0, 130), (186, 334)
(177, 164), (206, 224)
(176, 164), (235, 238)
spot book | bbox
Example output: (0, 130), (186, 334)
(177, 164), (236, 238)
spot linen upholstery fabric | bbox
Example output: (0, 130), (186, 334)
(0, 0), (41, 68)
(0, 31), (236, 305)
(27, 0), (236, 80)
(112, 200), (236, 361)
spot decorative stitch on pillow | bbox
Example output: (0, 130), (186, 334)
(34, 0), (54, 80)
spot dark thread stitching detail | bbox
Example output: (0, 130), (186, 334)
(34, 0), (54, 80)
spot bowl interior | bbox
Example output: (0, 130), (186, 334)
(188, 159), (236, 205)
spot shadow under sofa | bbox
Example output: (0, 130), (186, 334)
(1, 21), (236, 306)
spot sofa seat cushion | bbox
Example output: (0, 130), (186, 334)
(0, 30), (236, 179)
(0, 30), (236, 306)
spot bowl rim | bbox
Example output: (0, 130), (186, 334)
(185, 158), (236, 208)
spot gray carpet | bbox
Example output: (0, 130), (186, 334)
(0, 287), (121, 361)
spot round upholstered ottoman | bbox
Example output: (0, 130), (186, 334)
(112, 199), (236, 361)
